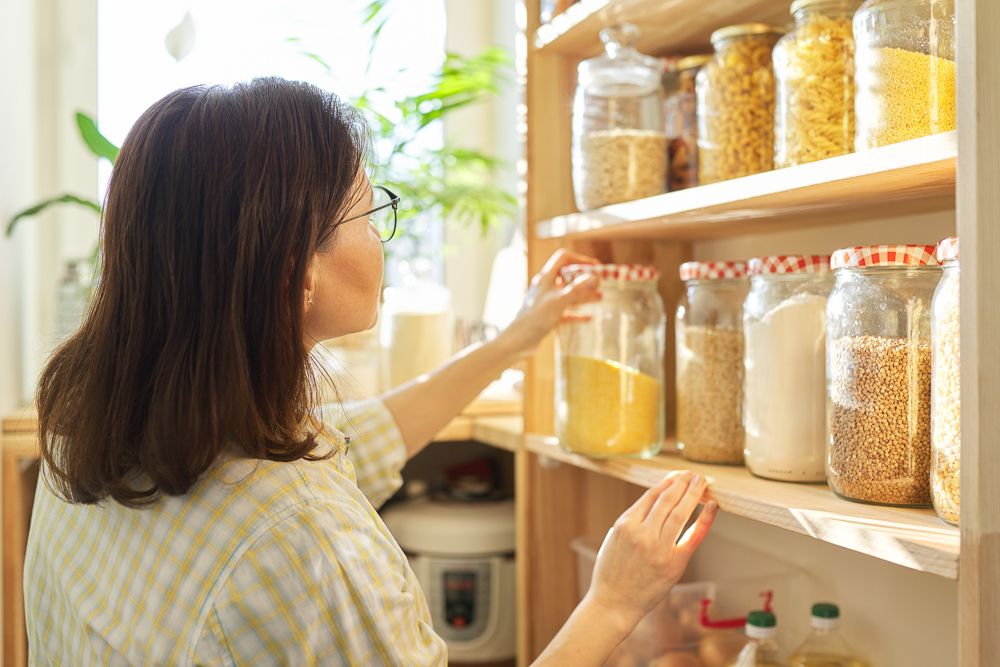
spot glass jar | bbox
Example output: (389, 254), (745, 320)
(826, 245), (941, 506)
(665, 54), (710, 191)
(572, 24), (667, 210)
(744, 256), (833, 482)
(676, 261), (749, 464)
(853, 0), (956, 150)
(773, 0), (861, 168)
(931, 237), (960, 525)
(697, 24), (783, 184)
(556, 264), (665, 458)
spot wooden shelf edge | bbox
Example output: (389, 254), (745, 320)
(533, 0), (610, 52)
(525, 434), (960, 579)
(537, 132), (957, 241)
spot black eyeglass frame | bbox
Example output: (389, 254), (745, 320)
(343, 185), (400, 243)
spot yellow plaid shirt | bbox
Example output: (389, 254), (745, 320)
(24, 400), (447, 666)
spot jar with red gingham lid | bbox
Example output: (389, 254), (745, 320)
(826, 244), (941, 506)
(931, 237), (960, 524)
(555, 263), (665, 458)
(743, 256), (833, 482)
(675, 260), (749, 464)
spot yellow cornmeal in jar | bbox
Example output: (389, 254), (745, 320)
(559, 355), (661, 457)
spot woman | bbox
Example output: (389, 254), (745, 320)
(24, 78), (717, 666)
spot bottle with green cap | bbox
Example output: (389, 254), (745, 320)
(789, 603), (870, 667)
(727, 610), (786, 667)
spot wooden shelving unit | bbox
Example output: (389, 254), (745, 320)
(517, 1), (1000, 665)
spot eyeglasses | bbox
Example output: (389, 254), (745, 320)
(342, 185), (400, 243)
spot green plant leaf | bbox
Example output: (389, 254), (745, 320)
(5, 193), (102, 237)
(75, 112), (119, 164)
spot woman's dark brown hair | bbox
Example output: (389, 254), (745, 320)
(37, 77), (370, 506)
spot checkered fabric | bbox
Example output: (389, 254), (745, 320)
(748, 255), (830, 275)
(936, 237), (960, 262)
(560, 263), (659, 284)
(678, 260), (748, 281)
(831, 244), (940, 269)
(24, 399), (446, 666)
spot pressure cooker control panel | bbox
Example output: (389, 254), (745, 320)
(429, 559), (492, 643)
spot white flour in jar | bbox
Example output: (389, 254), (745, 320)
(744, 292), (829, 482)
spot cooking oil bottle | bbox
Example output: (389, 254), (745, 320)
(789, 603), (870, 667)
(728, 610), (786, 667)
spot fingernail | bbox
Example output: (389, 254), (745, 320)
(706, 500), (719, 513)
(691, 473), (702, 486)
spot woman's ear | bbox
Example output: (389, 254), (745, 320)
(303, 254), (319, 310)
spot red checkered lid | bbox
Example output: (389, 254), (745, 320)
(748, 255), (831, 275)
(830, 244), (940, 270)
(936, 237), (959, 262)
(679, 261), (748, 281)
(560, 263), (659, 283)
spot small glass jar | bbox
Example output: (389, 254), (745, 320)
(773, 0), (861, 168)
(556, 264), (665, 458)
(665, 54), (710, 191)
(853, 0), (956, 150)
(931, 237), (960, 525)
(826, 245), (941, 506)
(744, 256), (833, 482)
(697, 24), (784, 184)
(676, 261), (749, 464)
(572, 24), (667, 210)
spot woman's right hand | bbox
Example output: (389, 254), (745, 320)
(586, 471), (717, 630)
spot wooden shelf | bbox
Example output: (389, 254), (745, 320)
(434, 415), (523, 452)
(535, 0), (789, 57)
(524, 434), (960, 579)
(537, 131), (957, 241)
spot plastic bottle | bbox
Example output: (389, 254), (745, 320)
(789, 603), (870, 667)
(728, 610), (785, 667)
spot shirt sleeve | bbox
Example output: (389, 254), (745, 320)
(320, 399), (407, 509)
(201, 501), (447, 667)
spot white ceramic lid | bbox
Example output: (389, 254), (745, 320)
(382, 498), (516, 556)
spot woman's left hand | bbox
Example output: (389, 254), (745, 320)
(499, 249), (602, 359)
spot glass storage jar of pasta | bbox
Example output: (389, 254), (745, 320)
(744, 256), (833, 482)
(676, 261), (749, 464)
(853, 0), (956, 150)
(556, 264), (665, 458)
(697, 24), (783, 184)
(665, 54), (710, 191)
(931, 237), (960, 525)
(572, 24), (667, 210)
(826, 245), (941, 506)
(773, 0), (861, 168)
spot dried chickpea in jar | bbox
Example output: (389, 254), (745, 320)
(774, 0), (861, 168)
(697, 24), (784, 184)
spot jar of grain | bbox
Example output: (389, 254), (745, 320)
(826, 245), (941, 506)
(665, 54), (710, 191)
(697, 24), (784, 184)
(853, 0), (956, 150)
(744, 256), (833, 482)
(676, 261), (749, 464)
(774, 0), (861, 168)
(556, 264), (665, 458)
(931, 237), (960, 525)
(572, 24), (667, 210)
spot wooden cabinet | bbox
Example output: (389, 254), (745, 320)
(515, 1), (999, 665)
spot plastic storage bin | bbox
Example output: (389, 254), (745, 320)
(556, 264), (665, 458)
(931, 237), (960, 525)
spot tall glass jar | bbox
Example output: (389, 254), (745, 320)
(931, 237), (960, 525)
(744, 256), (833, 482)
(556, 264), (665, 458)
(665, 55), (710, 191)
(853, 0), (956, 150)
(773, 0), (861, 168)
(676, 261), (749, 464)
(572, 24), (667, 210)
(826, 245), (941, 506)
(697, 24), (784, 184)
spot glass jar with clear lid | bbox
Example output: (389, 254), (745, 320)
(853, 0), (956, 150)
(773, 0), (861, 168)
(826, 245), (941, 506)
(676, 261), (749, 464)
(572, 24), (667, 210)
(697, 24), (784, 184)
(931, 237), (960, 524)
(556, 264), (665, 458)
(665, 54), (710, 191)
(744, 256), (833, 482)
